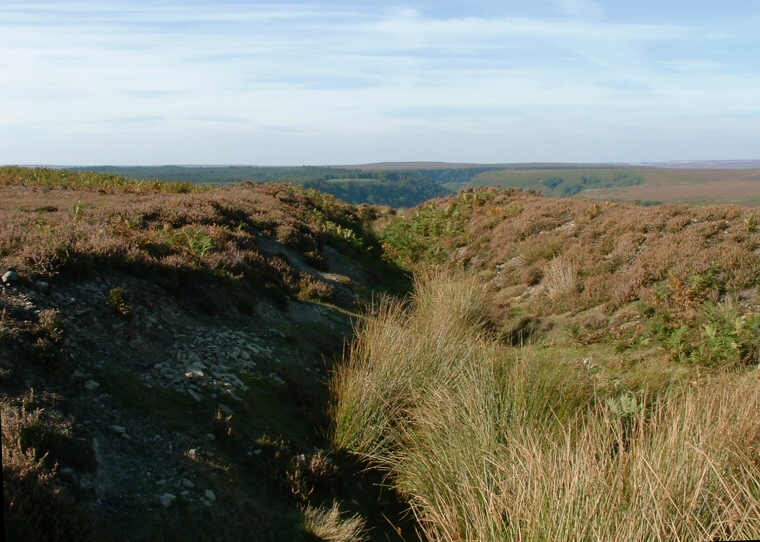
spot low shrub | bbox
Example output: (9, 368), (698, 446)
(1, 397), (93, 542)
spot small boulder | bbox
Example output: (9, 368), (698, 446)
(218, 403), (235, 417)
(2, 270), (19, 284)
(34, 280), (51, 292)
(83, 380), (100, 391)
(159, 493), (176, 507)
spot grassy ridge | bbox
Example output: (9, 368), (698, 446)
(332, 273), (760, 541)
(379, 188), (760, 366)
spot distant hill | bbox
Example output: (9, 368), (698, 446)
(65, 160), (760, 206)
(66, 165), (451, 208)
(639, 160), (760, 169)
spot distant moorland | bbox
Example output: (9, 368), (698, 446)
(65, 162), (760, 207)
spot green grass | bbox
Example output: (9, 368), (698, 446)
(380, 189), (496, 269)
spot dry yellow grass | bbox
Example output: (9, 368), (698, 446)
(332, 273), (760, 541)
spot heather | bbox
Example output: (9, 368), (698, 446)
(333, 188), (760, 540)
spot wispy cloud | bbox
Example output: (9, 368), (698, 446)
(1, 1), (759, 164)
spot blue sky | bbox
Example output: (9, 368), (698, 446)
(1, 0), (759, 165)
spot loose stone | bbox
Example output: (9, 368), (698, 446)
(159, 493), (176, 507)
(218, 403), (235, 417)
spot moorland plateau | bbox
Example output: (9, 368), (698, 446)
(67, 160), (760, 206)
(3, 166), (760, 541)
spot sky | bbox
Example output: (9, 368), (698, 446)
(1, 0), (759, 166)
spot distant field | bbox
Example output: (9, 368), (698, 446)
(584, 179), (760, 205)
(471, 167), (760, 204)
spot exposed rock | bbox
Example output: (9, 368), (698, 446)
(70, 370), (89, 384)
(159, 493), (177, 507)
(204, 489), (216, 502)
(34, 280), (51, 292)
(112, 425), (126, 435)
(182, 478), (194, 489)
(218, 403), (235, 417)
(2, 270), (19, 284)
(187, 388), (202, 402)
(83, 380), (100, 391)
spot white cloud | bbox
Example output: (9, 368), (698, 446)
(1, 1), (758, 164)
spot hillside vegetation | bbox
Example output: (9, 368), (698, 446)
(333, 188), (760, 540)
(0, 167), (413, 542)
(65, 165), (451, 208)
(6, 165), (760, 541)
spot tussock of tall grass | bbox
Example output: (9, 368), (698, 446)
(541, 256), (577, 306)
(332, 274), (760, 541)
(301, 501), (369, 542)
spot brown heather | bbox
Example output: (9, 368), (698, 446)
(331, 189), (760, 539)
(0, 168), (397, 312)
(0, 167), (407, 541)
(2, 393), (93, 542)
(397, 189), (760, 322)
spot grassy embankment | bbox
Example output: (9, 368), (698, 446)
(333, 188), (760, 541)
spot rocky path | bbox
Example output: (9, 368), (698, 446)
(1, 269), (396, 541)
